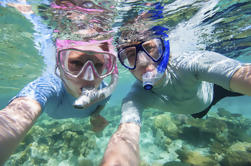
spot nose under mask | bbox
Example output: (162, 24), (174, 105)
(82, 65), (95, 81)
(137, 51), (151, 66)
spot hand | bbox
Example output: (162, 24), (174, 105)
(0, 97), (41, 165)
(90, 114), (109, 132)
(101, 123), (140, 166)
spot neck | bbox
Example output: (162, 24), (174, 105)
(153, 71), (166, 89)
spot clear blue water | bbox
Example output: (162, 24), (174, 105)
(0, 0), (251, 165)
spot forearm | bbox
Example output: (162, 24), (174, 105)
(7, 3), (33, 14)
(100, 123), (140, 166)
(230, 65), (251, 96)
(0, 97), (41, 164)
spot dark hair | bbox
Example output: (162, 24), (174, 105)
(55, 0), (104, 10)
(37, 0), (116, 41)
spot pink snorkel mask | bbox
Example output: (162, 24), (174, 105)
(52, 1), (118, 109)
(55, 39), (118, 109)
(56, 39), (117, 80)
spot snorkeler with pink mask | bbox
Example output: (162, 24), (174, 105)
(0, 0), (118, 164)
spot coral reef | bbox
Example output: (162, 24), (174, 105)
(5, 106), (121, 166)
(6, 115), (97, 165)
(176, 147), (219, 166)
(5, 105), (251, 166)
(220, 141), (251, 166)
(148, 107), (251, 165)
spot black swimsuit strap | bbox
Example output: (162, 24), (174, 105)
(191, 84), (243, 119)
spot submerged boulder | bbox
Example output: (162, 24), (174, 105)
(220, 151), (251, 166)
(153, 113), (179, 139)
(220, 141), (251, 166)
(176, 147), (218, 166)
(163, 161), (191, 166)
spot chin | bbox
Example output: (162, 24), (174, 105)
(64, 84), (81, 98)
(69, 89), (81, 98)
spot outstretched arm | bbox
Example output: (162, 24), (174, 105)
(0, 97), (41, 165)
(7, 1), (33, 15)
(230, 65), (251, 96)
(100, 122), (140, 166)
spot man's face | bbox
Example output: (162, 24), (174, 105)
(131, 52), (158, 82)
(118, 39), (163, 82)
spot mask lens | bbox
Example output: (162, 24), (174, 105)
(59, 49), (115, 77)
(142, 38), (163, 61)
(95, 53), (114, 76)
(119, 47), (137, 69)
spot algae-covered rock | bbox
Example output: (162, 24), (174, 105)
(179, 117), (230, 146)
(220, 151), (251, 166)
(153, 113), (179, 139)
(217, 108), (233, 118)
(210, 140), (228, 154)
(163, 161), (190, 166)
(217, 107), (242, 118)
(6, 116), (98, 165)
(228, 142), (251, 152)
(154, 129), (172, 151)
(220, 141), (251, 166)
(140, 160), (150, 166)
(186, 117), (227, 135)
(78, 157), (93, 166)
(176, 148), (218, 166)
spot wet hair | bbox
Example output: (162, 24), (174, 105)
(115, 2), (167, 46)
(115, 14), (156, 45)
(37, 0), (116, 41)
(55, 0), (104, 9)
(99, 42), (110, 52)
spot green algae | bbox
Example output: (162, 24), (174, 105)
(6, 115), (97, 165)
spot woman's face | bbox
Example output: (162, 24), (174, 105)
(58, 42), (115, 97)
(61, 69), (103, 97)
(60, 55), (104, 98)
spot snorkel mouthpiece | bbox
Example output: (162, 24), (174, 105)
(73, 88), (96, 109)
(73, 72), (119, 109)
(142, 71), (156, 90)
(144, 83), (153, 90)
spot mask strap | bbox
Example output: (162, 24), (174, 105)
(112, 64), (118, 74)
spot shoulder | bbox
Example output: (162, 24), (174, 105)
(32, 74), (63, 89)
(37, 73), (62, 83)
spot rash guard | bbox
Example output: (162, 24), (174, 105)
(120, 50), (244, 126)
(10, 74), (109, 119)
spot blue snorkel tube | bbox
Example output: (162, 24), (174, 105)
(153, 26), (170, 74)
(142, 3), (170, 90)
